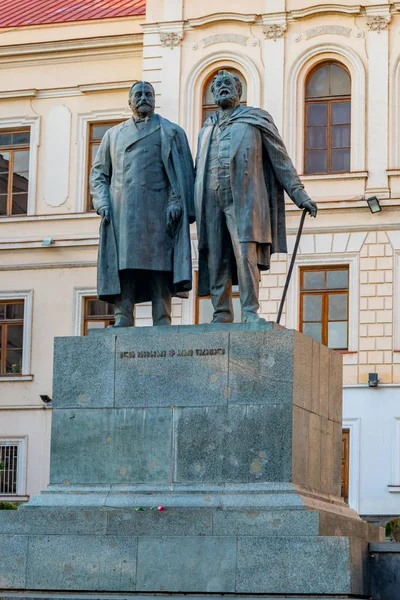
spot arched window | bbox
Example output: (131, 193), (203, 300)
(202, 69), (247, 123)
(305, 62), (351, 174)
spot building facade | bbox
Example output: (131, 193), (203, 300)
(0, 0), (399, 520)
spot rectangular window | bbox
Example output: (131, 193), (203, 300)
(0, 129), (30, 216)
(86, 121), (121, 212)
(83, 297), (114, 334)
(0, 443), (19, 495)
(0, 301), (24, 375)
(299, 266), (349, 349)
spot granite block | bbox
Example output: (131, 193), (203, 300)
(53, 335), (116, 409)
(293, 332), (313, 411)
(292, 405), (309, 486)
(26, 535), (137, 591)
(50, 409), (114, 484)
(329, 350), (343, 423)
(320, 418), (334, 495)
(370, 543), (400, 600)
(115, 330), (229, 407)
(228, 330), (294, 404)
(175, 405), (292, 483)
(112, 408), (172, 484)
(236, 536), (351, 594)
(311, 341), (320, 415)
(107, 508), (212, 535)
(136, 536), (236, 592)
(319, 344), (330, 418)
(0, 508), (107, 535)
(212, 509), (320, 536)
(0, 535), (28, 589)
(308, 412), (321, 491)
(50, 409), (173, 485)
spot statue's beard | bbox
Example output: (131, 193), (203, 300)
(214, 91), (240, 110)
(132, 102), (154, 119)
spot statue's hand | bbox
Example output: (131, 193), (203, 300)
(302, 200), (318, 218)
(166, 203), (182, 236)
(99, 207), (111, 224)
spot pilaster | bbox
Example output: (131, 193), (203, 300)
(261, 14), (287, 133)
(365, 6), (391, 197)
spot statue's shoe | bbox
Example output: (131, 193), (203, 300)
(107, 316), (134, 328)
(241, 313), (267, 324)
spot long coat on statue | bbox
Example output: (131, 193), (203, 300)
(194, 105), (311, 297)
(90, 115), (195, 303)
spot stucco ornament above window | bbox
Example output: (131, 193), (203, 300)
(367, 15), (390, 32)
(263, 24), (287, 41)
(159, 32), (183, 48)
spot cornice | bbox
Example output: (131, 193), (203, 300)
(289, 4), (362, 20)
(187, 13), (258, 28)
(0, 34), (142, 68)
(0, 81), (133, 100)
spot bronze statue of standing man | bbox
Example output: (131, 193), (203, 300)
(91, 81), (195, 327)
(194, 70), (317, 324)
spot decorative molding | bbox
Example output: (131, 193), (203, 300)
(0, 116), (40, 216)
(286, 43), (366, 174)
(393, 250), (400, 350)
(0, 34), (142, 69)
(159, 32), (183, 48)
(292, 33), (301, 42)
(187, 13), (258, 28)
(289, 4), (362, 19)
(305, 25), (351, 39)
(75, 109), (130, 213)
(263, 24), (287, 41)
(0, 437), (27, 497)
(0, 261), (97, 272)
(391, 417), (400, 486)
(202, 34), (248, 48)
(367, 15), (391, 32)
(0, 291), (33, 376)
(342, 418), (361, 512)
(43, 105), (71, 207)
(184, 51), (261, 150)
(285, 251), (360, 352)
(0, 89), (37, 100)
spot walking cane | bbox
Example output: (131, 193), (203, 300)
(276, 208), (308, 325)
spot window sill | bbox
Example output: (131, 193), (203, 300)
(0, 495), (28, 502)
(0, 375), (33, 382)
(300, 171), (368, 181)
(388, 485), (400, 493)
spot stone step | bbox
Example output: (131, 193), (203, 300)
(0, 595), (368, 600)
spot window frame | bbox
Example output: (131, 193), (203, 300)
(0, 127), (31, 217)
(86, 119), (123, 212)
(0, 291), (32, 379)
(304, 61), (351, 175)
(0, 437), (27, 498)
(83, 296), (115, 335)
(299, 264), (349, 350)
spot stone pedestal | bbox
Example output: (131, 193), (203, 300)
(0, 324), (383, 597)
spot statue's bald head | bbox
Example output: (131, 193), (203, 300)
(128, 81), (156, 120)
(211, 70), (242, 110)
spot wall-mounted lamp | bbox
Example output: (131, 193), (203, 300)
(367, 196), (382, 214)
(41, 237), (54, 247)
(40, 394), (52, 404)
(368, 373), (379, 387)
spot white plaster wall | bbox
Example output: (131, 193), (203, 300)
(343, 386), (400, 515)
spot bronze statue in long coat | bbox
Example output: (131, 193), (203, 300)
(91, 82), (194, 327)
(194, 70), (317, 323)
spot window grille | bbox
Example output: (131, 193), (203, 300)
(0, 443), (19, 495)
